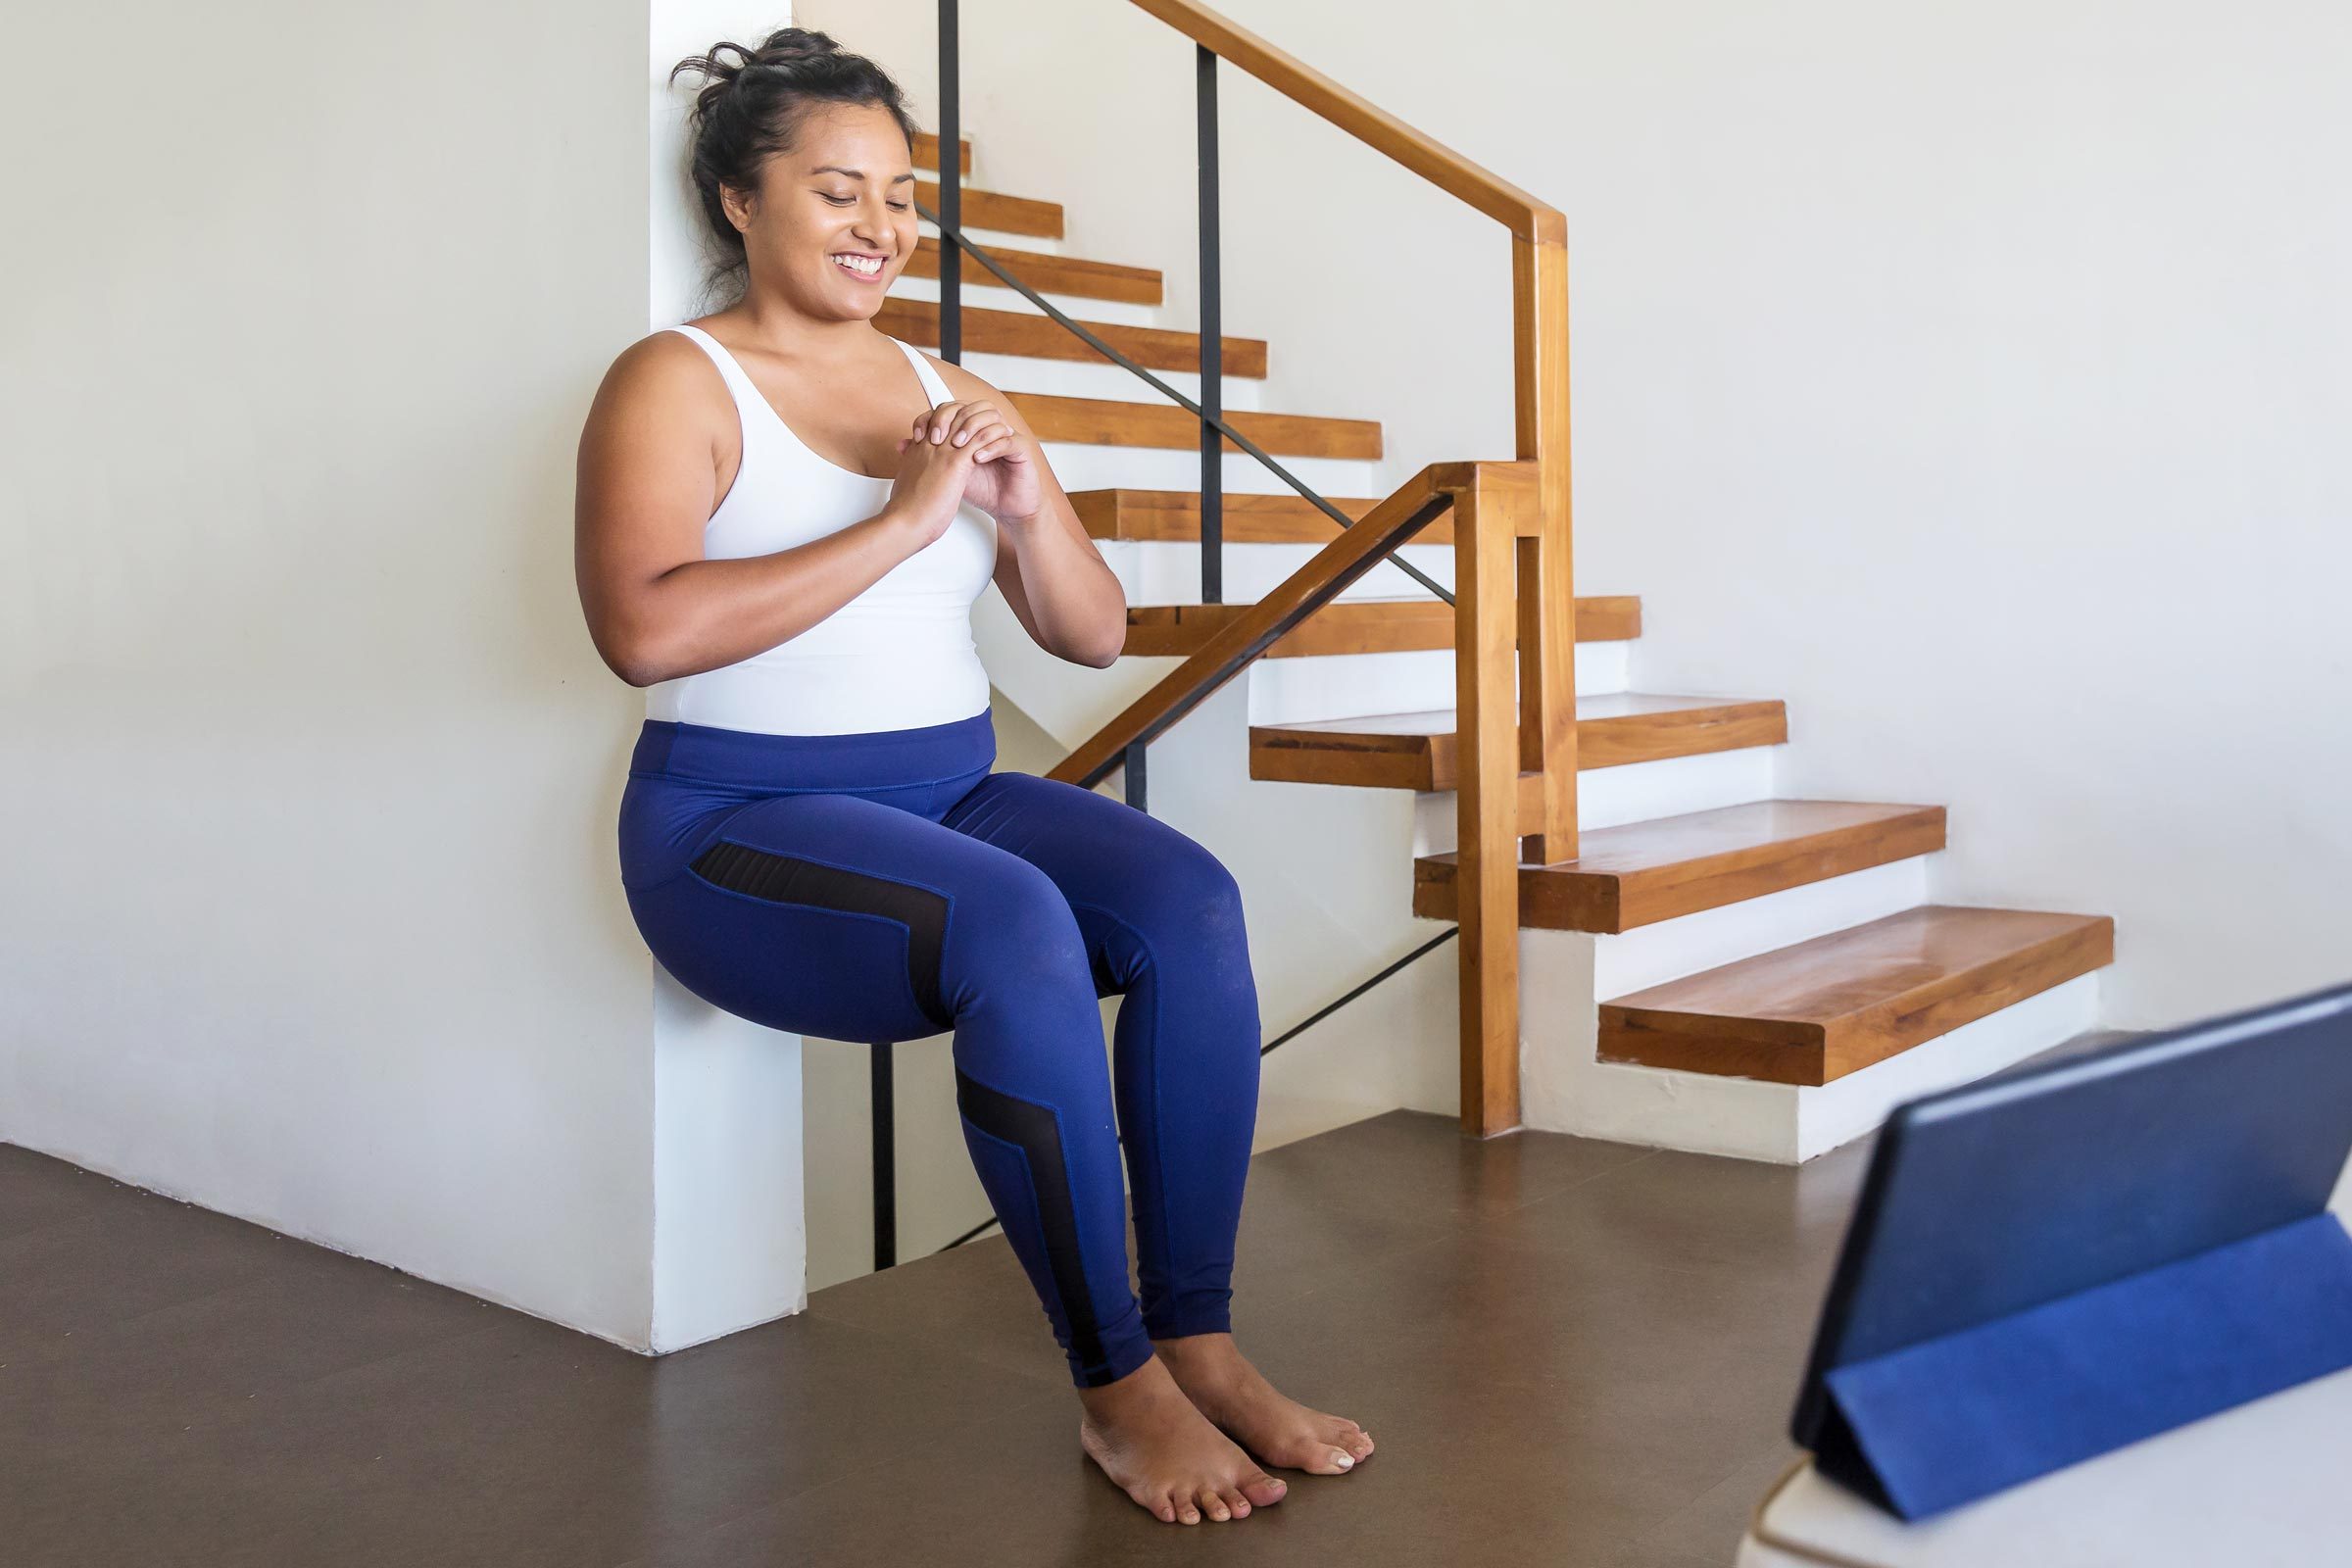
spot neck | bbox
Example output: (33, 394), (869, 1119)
(726, 277), (874, 362)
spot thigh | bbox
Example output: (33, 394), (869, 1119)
(622, 789), (1066, 1044)
(938, 771), (1245, 978)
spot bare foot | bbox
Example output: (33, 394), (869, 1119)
(1154, 1332), (1375, 1476)
(1076, 1352), (1291, 1524)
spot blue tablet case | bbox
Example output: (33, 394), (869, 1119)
(1789, 978), (2352, 1521)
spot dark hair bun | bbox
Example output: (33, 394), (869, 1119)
(667, 27), (921, 297)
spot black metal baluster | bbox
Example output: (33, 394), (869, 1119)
(1198, 44), (1222, 605)
(1124, 739), (1148, 812)
(871, 1041), (897, 1270)
(938, 0), (961, 365)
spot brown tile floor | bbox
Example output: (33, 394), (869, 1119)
(2, 1110), (1883, 1568)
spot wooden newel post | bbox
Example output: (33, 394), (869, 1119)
(1451, 467), (1525, 1138)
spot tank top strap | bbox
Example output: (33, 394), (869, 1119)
(661, 323), (769, 425)
(891, 335), (953, 410)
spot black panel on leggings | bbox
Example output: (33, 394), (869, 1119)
(688, 840), (955, 1031)
(954, 1068), (1109, 1379)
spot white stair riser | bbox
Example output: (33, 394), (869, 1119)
(1041, 445), (1380, 497)
(1410, 743), (1782, 856)
(913, 220), (1066, 258)
(1249, 640), (1630, 727)
(889, 270), (1176, 333)
(890, 273), (1160, 329)
(1106, 538), (1447, 606)
(957, 352), (1264, 410)
(1592, 856), (1932, 998)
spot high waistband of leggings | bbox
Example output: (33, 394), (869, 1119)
(628, 709), (996, 793)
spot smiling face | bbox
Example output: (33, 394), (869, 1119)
(719, 101), (917, 322)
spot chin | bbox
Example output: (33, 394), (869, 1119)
(823, 283), (889, 319)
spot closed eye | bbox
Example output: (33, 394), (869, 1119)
(821, 194), (912, 211)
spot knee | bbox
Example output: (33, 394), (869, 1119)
(1130, 835), (1250, 953)
(948, 860), (1091, 988)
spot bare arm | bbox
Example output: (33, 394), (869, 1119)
(573, 334), (942, 687)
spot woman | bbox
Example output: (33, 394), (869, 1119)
(573, 26), (1373, 1527)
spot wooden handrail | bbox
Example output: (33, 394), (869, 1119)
(1125, 0), (1562, 243)
(1046, 1), (1579, 1138)
(1046, 463), (1467, 790)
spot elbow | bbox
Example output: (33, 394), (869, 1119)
(1089, 606), (1128, 667)
(596, 623), (669, 689)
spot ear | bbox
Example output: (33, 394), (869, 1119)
(718, 181), (757, 233)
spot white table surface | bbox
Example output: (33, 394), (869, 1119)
(1735, 1361), (2352, 1568)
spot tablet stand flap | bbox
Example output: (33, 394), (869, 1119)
(1822, 1211), (2352, 1521)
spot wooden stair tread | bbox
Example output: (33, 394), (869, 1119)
(1010, 393), (1381, 460)
(903, 237), (1162, 305)
(1599, 906), (2116, 1085)
(914, 180), (1061, 238)
(1412, 800), (1948, 933)
(1255, 691), (1777, 785)
(1127, 596), (1640, 658)
(910, 131), (973, 175)
(876, 298), (1266, 377)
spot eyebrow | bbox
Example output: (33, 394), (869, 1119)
(809, 166), (916, 184)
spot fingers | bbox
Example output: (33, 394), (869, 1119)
(962, 420), (1019, 462)
(909, 400), (1004, 448)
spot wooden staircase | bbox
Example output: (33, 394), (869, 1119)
(900, 15), (2113, 1160)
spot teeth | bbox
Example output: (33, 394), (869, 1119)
(833, 254), (883, 275)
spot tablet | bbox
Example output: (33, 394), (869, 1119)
(1791, 976), (2352, 1455)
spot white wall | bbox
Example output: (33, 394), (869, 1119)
(802, 0), (2352, 1031)
(0, 1), (662, 1343)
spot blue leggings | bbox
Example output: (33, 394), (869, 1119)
(616, 708), (1262, 1387)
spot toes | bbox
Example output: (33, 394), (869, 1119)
(1326, 1415), (1375, 1459)
(1313, 1446), (1357, 1474)
(1200, 1486), (1231, 1523)
(1176, 1492), (1201, 1525)
(1241, 1471), (1289, 1507)
(1223, 1487), (1251, 1518)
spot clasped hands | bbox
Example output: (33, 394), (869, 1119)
(893, 398), (1040, 529)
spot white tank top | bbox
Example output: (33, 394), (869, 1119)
(643, 323), (998, 736)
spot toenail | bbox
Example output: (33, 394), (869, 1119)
(1332, 1450), (1354, 1467)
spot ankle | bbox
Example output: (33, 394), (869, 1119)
(1152, 1335), (1242, 1363)
(1076, 1350), (1176, 1418)
(1153, 1331), (1244, 1373)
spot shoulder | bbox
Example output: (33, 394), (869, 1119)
(584, 328), (730, 434)
(600, 327), (725, 403)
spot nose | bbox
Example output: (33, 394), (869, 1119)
(849, 200), (894, 252)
